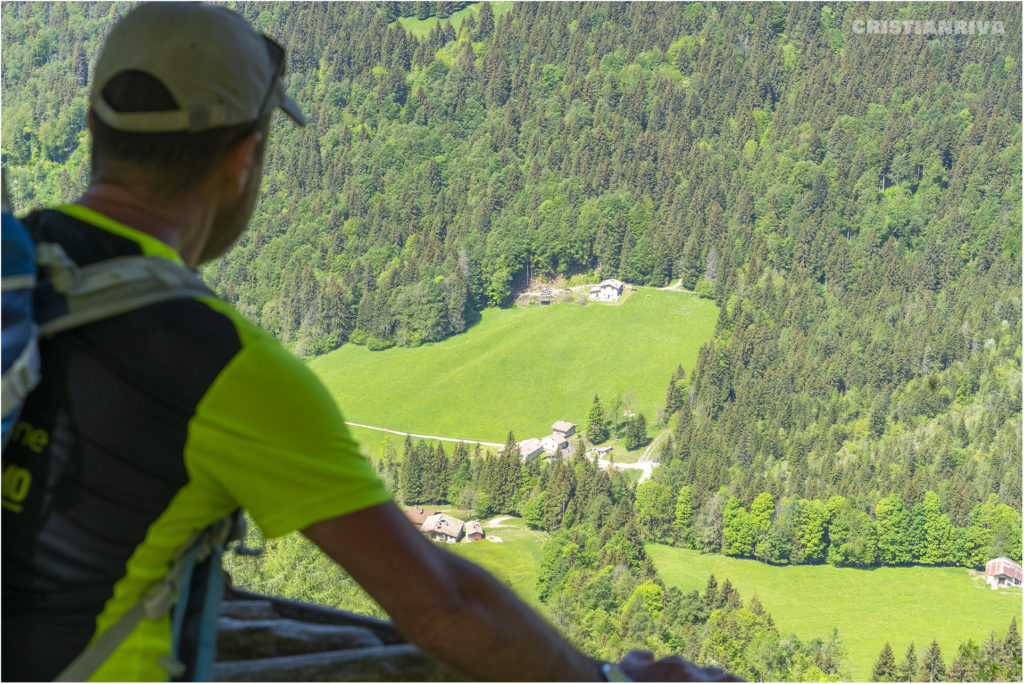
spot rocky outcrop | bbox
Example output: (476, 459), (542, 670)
(213, 589), (460, 682)
(214, 588), (739, 682)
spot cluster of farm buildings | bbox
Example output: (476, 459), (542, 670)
(502, 420), (579, 462)
(405, 506), (484, 544)
(529, 278), (627, 307)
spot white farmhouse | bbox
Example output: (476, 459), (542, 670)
(589, 278), (624, 302)
(541, 433), (569, 453)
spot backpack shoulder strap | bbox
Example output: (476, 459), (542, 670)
(1, 335), (40, 443)
(35, 243), (214, 337)
(2, 211), (41, 444)
(54, 514), (241, 682)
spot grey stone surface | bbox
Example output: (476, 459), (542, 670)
(227, 589), (405, 644)
(218, 600), (278, 620)
(216, 617), (384, 662)
(212, 644), (461, 682)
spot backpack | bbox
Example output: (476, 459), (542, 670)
(2, 209), (216, 443)
(1, 207), (249, 681)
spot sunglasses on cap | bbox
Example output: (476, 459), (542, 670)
(254, 35), (287, 123)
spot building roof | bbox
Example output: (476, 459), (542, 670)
(552, 420), (576, 434)
(598, 278), (624, 290)
(466, 521), (484, 537)
(986, 557), (1023, 578)
(405, 507), (435, 526)
(421, 513), (464, 539)
(542, 433), (568, 447)
(519, 438), (543, 455)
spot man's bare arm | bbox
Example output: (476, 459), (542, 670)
(303, 501), (602, 681)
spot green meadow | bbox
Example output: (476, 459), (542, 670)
(312, 289), (717, 444)
(393, 2), (515, 38)
(648, 545), (1024, 681)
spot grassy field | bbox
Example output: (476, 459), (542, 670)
(393, 2), (515, 38)
(312, 289), (717, 445)
(648, 545), (1024, 681)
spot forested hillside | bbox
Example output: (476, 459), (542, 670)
(2, 2), (1021, 677)
(3, 0), (1020, 558)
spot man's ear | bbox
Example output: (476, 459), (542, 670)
(87, 109), (95, 133)
(223, 130), (264, 197)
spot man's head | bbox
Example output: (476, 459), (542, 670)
(88, 2), (305, 262)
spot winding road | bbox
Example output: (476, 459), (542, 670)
(593, 430), (666, 484)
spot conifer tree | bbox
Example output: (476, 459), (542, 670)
(448, 441), (471, 502)
(476, 1), (494, 39)
(431, 443), (450, 503)
(399, 435), (423, 504)
(663, 365), (686, 418)
(715, 578), (741, 611)
(918, 640), (946, 682)
(702, 574), (718, 610)
(897, 642), (918, 682)
(947, 641), (979, 682)
(672, 485), (694, 548)
(1003, 617), (1022, 681)
(872, 642), (897, 682)
(625, 412), (648, 450)
(585, 394), (609, 444)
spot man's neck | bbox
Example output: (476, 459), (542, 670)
(76, 182), (214, 267)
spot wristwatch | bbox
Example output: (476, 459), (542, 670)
(601, 662), (633, 682)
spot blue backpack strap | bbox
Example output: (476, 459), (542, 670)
(55, 513), (242, 682)
(2, 210), (41, 447)
(167, 513), (239, 682)
(193, 550), (227, 681)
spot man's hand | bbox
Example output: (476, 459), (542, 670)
(619, 650), (742, 682)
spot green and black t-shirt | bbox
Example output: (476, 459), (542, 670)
(1, 205), (392, 681)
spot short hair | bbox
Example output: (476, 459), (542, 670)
(91, 70), (266, 197)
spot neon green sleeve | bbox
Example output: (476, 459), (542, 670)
(184, 299), (392, 539)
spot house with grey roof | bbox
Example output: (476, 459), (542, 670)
(551, 420), (576, 438)
(517, 438), (544, 461)
(420, 513), (464, 543)
(465, 520), (485, 541)
(405, 506), (435, 527)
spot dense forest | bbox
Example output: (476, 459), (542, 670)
(3, 0), (1019, 513)
(2, 1), (1021, 679)
(382, 428), (1020, 569)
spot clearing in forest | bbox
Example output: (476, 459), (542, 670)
(648, 544), (1024, 682)
(311, 289), (717, 444)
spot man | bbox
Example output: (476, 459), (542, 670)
(1, 4), (718, 681)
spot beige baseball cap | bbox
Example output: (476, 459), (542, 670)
(90, 2), (305, 133)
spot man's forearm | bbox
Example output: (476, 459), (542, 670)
(403, 551), (600, 681)
(303, 503), (601, 681)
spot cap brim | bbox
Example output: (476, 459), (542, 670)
(280, 94), (305, 126)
